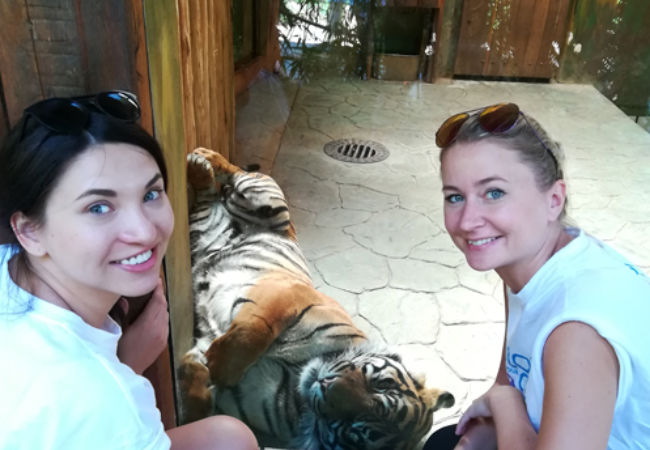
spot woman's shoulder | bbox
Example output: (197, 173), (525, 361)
(555, 229), (649, 293)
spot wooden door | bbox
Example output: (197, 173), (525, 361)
(454, 0), (572, 79)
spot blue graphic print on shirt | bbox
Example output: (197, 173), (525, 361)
(506, 346), (531, 396)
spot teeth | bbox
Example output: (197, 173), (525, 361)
(119, 249), (153, 265)
(468, 237), (497, 246)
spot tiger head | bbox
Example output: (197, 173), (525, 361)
(297, 344), (455, 450)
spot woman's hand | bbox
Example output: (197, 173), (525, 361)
(456, 385), (524, 435)
(117, 279), (169, 375)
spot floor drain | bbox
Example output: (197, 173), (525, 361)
(323, 139), (389, 164)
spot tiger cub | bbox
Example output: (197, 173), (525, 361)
(179, 148), (455, 450)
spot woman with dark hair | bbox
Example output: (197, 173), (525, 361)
(424, 104), (650, 450)
(0, 92), (257, 450)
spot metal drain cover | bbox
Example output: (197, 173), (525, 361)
(323, 139), (389, 164)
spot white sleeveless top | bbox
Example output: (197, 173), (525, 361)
(0, 245), (171, 450)
(506, 229), (650, 449)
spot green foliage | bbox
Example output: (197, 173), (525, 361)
(278, 0), (370, 81)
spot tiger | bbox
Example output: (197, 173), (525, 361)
(179, 147), (455, 450)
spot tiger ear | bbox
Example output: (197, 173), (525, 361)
(413, 372), (427, 389)
(420, 387), (456, 412)
(433, 389), (456, 412)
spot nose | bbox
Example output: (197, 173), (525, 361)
(120, 206), (157, 244)
(458, 200), (485, 232)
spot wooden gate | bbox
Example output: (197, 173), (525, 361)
(454, 0), (572, 79)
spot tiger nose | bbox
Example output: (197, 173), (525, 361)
(319, 376), (338, 394)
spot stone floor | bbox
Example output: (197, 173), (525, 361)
(235, 74), (650, 447)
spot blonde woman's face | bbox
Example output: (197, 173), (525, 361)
(34, 143), (174, 298)
(441, 141), (559, 272)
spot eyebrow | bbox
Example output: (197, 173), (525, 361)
(442, 176), (508, 191)
(76, 173), (163, 200)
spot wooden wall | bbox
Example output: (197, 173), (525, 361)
(178, 0), (235, 159)
(0, 0), (147, 126)
(453, 0), (573, 79)
(558, 0), (650, 116)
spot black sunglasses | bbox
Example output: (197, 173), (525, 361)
(20, 90), (141, 140)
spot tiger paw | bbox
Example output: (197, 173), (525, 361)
(193, 147), (239, 177)
(204, 335), (252, 389)
(187, 152), (215, 191)
(177, 352), (213, 423)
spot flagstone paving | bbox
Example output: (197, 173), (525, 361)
(235, 75), (650, 448)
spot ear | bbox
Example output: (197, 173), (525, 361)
(10, 212), (47, 257)
(420, 387), (456, 412)
(547, 179), (566, 222)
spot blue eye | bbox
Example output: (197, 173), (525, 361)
(445, 194), (464, 204)
(144, 190), (161, 202)
(486, 189), (505, 200)
(88, 204), (110, 215)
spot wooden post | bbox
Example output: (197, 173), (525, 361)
(143, 0), (194, 410)
(178, 0), (235, 160)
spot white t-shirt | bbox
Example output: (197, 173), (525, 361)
(506, 228), (650, 449)
(0, 245), (171, 450)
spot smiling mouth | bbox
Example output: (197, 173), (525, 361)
(467, 237), (501, 246)
(112, 249), (154, 266)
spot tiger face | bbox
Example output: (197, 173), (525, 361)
(298, 344), (455, 450)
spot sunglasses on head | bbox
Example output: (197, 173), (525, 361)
(20, 90), (141, 140)
(436, 103), (559, 175)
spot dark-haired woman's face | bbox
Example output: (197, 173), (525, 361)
(34, 143), (174, 297)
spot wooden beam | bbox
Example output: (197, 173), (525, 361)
(124, 0), (153, 134)
(143, 0), (194, 401)
(123, 0), (174, 429)
(234, 56), (267, 97)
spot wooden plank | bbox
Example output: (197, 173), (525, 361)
(485, 0), (522, 77)
(123, 0), (174, 429)
(177, 0), (197, 154)
(453, 0), (493, 76)
(215, 0), (235, 161)
(207, 0), (221, 157)
(76, 0), (137, 92)
(535, 0), (572, 79)
(510, 0), (536, 78)
(143, 0), (194, 395)
(143, 344), (175, 429)
(521, 0), (551, 77)
(189, 0), (208, 149)
(124, 0), (153, 134)
(0, 0), (44, 126)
